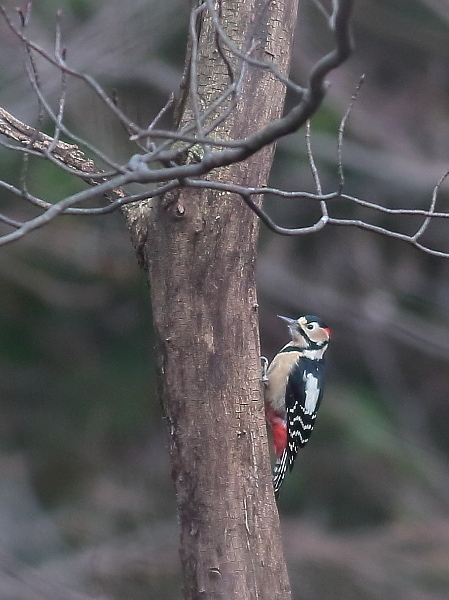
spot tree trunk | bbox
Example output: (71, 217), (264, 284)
(129, 0), (299, 598)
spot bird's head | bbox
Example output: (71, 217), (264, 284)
(278, 314), (331, 351)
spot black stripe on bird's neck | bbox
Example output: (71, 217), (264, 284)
(279, 346), (305, 353)
(280, 340), (328, 354)
(298, 329), (327, 351)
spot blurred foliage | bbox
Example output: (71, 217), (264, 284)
(1, 0), (449, 599)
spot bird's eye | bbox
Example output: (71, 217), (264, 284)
(306, 323), (315, 330)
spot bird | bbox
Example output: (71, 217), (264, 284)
(263, 315), (331, 497)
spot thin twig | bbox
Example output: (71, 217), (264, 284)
(204, 0), (305, 96)
(143, 94), (176, 152)
(0, 6), (141, 134)
(412, 170), (449, 242)
(306, 120), (328, 219)
(337, 74), (365, 190)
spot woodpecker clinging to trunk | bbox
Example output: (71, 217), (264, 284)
(264, 315), (331, 497)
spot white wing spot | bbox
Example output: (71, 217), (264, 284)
(303, 372), (320, 414)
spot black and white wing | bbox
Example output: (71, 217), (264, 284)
(284, 357), (325, 471)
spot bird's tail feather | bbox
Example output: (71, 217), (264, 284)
(273, 449), (289, 499)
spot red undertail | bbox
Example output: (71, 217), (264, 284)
(265, 404), (287, 458)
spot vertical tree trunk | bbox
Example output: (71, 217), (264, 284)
(129, 1), (299, 598)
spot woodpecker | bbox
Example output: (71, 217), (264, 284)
(264, 315), (330, 497)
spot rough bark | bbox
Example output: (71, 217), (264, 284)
(129, 0), (299, 598)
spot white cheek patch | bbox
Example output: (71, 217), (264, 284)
(303, 372), (320, 414)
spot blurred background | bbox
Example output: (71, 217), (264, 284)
(1, 0), (449, 598)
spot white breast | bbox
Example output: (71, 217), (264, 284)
(264, 351), (301, 414)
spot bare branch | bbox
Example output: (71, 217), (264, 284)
(0, 172), (133, 246)
(1, 0), (449, 259)
(327, 217), (449, 259)
(0, 107), (98, 174)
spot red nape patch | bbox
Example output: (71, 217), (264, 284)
(265, 405), (287, 458)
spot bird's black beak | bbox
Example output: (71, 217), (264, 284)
(277, 315), (296, 327)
